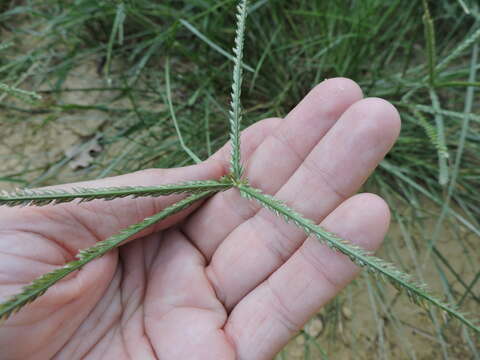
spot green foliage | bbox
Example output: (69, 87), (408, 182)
(0, 41), (13, 52)
(105, 2), (126, 81)
(1, 0), (479, 356)
(436, 25), (480, 72)
(422, 0), (437, 87)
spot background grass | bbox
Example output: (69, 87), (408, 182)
(1, 0), (479, 358)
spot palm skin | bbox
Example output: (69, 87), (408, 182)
(0, 78), (400, 360)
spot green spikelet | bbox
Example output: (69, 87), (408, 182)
(414, 110), (449, 159)
(238, 184), (479, 333)
(428, 89), (449, 186)
(0, 41), (13, 51)
(0, 179), (232, 207)
(0, 82), (41, 104)
(0, 190), (216, 322)
(228, 0), (249, 180)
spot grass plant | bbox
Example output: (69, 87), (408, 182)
(1, 0), (479, 357)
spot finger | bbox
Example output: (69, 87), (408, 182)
(207, 98), (400, 309)
(184, 78), (363, 257)
(143, 229), (234, 359)
(224, 193), (390, 360)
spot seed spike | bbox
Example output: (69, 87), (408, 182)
(0, 179), (232, 207)
(0, 190), (217, 322)
(237, 184), (479, 334)
(228, 0), (249, 180)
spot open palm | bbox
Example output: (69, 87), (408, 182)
(0, 78), (400, 360)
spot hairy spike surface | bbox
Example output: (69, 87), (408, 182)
(411, 111), (449, 160)
(0, 41), (13, 51)
(0, 179), (232, 207)
(0, 190), (216, 322)
(238, 184), (479, 334)
(228, 0), (249, 180)
(0, 82), (41, 103)
(428, 89), (449, 186)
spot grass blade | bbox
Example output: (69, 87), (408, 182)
(165, 57), (202, 164)
(395, 102), (480, 123)
(105, 2), (126, 81)
(238, 184), (479, 334)
(456, 0), (470, 14)
(0, 190), (216, 322)
(425, 43), (479, 262)
(422, 1), (436, 86)
(436, 26), (480, 72)
(179, 19), (254, 73)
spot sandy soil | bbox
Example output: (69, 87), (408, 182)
(0, 57), (110, 188)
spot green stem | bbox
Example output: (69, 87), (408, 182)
(435, 81), (480, 88)
(422, 2), (437, 87)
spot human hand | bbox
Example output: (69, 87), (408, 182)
(0, 78), (400, 360)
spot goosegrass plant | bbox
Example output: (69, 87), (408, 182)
(0, 0), (479, 343)
(1, 0), (480, 357)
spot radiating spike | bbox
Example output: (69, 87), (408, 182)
(0, 179), (232, 208)
(237, 183), (479, 334)
(0, 190), (218, 321)
(227, 0), (249, 180)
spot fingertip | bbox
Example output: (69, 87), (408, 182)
(315, 77), (364, 101)
(347, 97), (401, 146)
(368, 97), (401, 136)
(287, 78), (364, 125)
(352, 192), (391, 242)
